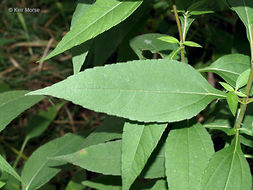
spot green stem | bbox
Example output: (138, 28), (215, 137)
(0, 139), (28, 160)
(171, 0), (185, 63)
(13, 138), (28, 168)
(233, 27), (253, 147)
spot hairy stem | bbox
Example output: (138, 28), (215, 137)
(171, 0), (185, 62)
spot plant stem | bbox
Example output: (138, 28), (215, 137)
(0, 139), (28, 160)
(233, 30), (253, 147)
(171, 0), (185, 62)
(13, 138), (28, 168)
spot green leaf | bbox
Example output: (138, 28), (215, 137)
(203, 100), (253, 136)
(83, 175), (162, 190)
(228, 0), (253, 49)
(86, 2), (150, 66)
(140, 139), (165, 179)
(71, 0), (95, 28)
(83, 176), (121, 190)
(179, 16), (195, 37)
(53, 140), (121, 176)
(240, 134), (253, 147)
(226, 92), (238, 116)
(72, 42), (91, 75)
(66, 170), (86, 190)
(28, 60), (225, 123)
(21, 133), (87, 190)
(241, 103), (253, 136)
(187, 0), (215, 15)
(0, 181), (5, 188)
(199, 54), (251, 87)
(236, 68), (250, 90)
(219, 82), (234, 92)
(53, 140), (165, 178)
(0, 91), (44, 132)
(168, 0), (224, 13)
(165, 121), (214, 190)
(157, 36), (179, 44)
(40, 0), (143, 61)
(198, 140), (252, 190)
(81, 116), (124, 147)
(235, 90), (247, 97)
(122, 122), (166, 190)
(130, 33), (179, 60)
(0, 155), (22, 183)
(25, 103), (63, 141)
(0, 174), (20, 190)
(183, 41), (202, 47)
(71, 0), (95, 74)
(151, 180), (167, 190)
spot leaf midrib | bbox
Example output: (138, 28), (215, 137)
(199, 68), (241, 75)
(73, 87), (225, 98)
(0, 95), (26, 107)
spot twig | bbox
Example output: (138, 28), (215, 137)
(9, 56), (24, 71)
(64, 105), (76, 133)
(38, 38), (54, 72)
(171, 0), (185, 62)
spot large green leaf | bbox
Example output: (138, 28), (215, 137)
(0, 91), (44, 132)
(199, 54), (251, 87)
(71, 0), (95, 74)
(198, 140), (252, 190)
(28, 60), (225, 123)
(228, 0), (253, 49)
(122, 122), (166, 190)
(0, 155), (22, 183)
(21, 133), (87, 190)
(165, 121), (214, 190)
(53, 140), (165, 178)
(41, 0), (143, 61)
(130, 33), (178, 59)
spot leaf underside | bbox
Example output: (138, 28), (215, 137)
(28, 59), (225, 123)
